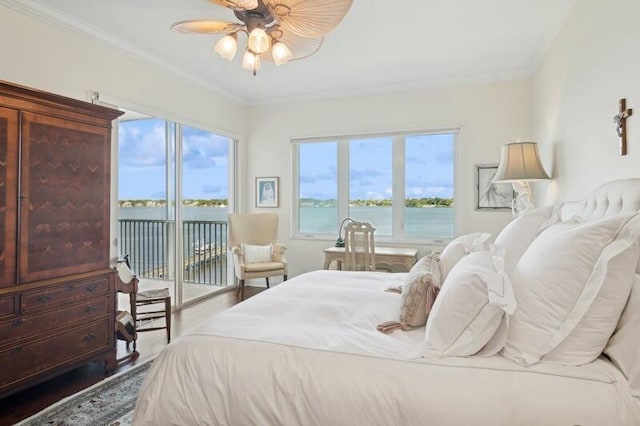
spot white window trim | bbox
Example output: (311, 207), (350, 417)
(291, 128), (459, 245)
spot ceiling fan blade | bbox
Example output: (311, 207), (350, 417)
(171, 20), (243, 34)
(208, 0), (259, 11)
(262, 29), (323, 62)
(263, 0), (353, 38)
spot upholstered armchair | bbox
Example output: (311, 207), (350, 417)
(228, 213), (288, 300)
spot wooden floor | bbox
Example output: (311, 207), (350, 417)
(0, 286), (264, 426)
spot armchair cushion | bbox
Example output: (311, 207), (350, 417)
(245, 262), (286, 272)
(242, 243), (273, 263)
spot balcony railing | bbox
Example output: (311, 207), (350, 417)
(118, 219), (228, 286)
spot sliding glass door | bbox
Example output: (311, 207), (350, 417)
(117, 110), (234, 307)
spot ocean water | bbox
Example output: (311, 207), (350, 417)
(119, 206), (454, 238)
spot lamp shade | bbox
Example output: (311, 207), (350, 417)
(493, 142), (550, 182)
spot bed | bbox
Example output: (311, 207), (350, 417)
(133, 179), (640, 426)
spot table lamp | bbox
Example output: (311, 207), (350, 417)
(335, 217), (354, 247)
(492, 141), (550, 216)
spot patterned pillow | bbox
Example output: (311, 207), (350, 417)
(377, 254), (441, 333)
(401, 254), (441, 326)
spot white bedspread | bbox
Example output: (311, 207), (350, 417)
(133, 270), (640, 426)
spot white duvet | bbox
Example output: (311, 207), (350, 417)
(133, 270), (640, 425)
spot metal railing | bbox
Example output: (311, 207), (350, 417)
(118, 219), (228, 286)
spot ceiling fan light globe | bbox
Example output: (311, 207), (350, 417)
(248, 28), (271, 54)
(214, 34), (238, 61)
(242, 50), (261, 72)
(272, 42), (293, 66)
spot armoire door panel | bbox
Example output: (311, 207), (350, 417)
(19, 112), (111, 283)
(0, 107), (18, 288)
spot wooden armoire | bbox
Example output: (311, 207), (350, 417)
(0, 81), (123, 397)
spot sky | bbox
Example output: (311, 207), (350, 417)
(119, 118), (454, 201)
(118, 118), (230, 200)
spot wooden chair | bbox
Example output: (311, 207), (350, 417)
(344, 221), (376, 271)
(114, 259), (139, 363)
(228, 213), (287, 301)
(117, 255), (171, 349)
(136, 288), (171, 343)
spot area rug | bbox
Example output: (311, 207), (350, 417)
(16, 359), (153, 426)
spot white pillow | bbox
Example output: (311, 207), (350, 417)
(544, 238), (638, 364)
(617, 214), (640, 274)
(503, 213), (638, 366)
(438, 232), (490, 281)
(494, 204), (560, 273)
(242, 243), (273, 263)
(604, 273), (640, 397)
(425, 250), (516, 357)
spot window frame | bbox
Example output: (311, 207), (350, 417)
(291, 128), (459, 245)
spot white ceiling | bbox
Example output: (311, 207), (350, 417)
(8, 0), (574, 105)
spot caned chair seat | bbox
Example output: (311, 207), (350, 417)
(136, 288), (171, 344)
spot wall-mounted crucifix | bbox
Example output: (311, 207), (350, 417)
(613, 98), (632, 155)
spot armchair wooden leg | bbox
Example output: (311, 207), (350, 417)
(238, 279), (245, 301)
(165, 296), (171, 344)
(265, 277), (270, 289)
(284, 274), (288, 281)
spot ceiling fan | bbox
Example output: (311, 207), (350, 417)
(171, 0), (353, 75)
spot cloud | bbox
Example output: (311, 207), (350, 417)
(202, 184), (224, 194)
(182, 131), (229, 169)
(407, 156), (427, 165)
(119, 120), (167, 168)
(299, 175), (316, 184)
(119, 119), (229, 170)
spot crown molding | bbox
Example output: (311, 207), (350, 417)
(2, 0), (248, 106)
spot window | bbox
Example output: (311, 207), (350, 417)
(293, 130), (455, 242)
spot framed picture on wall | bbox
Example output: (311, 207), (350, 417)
(475, 164), (513, 210)
(256, 177), (279, 208)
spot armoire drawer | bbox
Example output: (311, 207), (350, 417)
(0, 295), (15, 319)
(0, 318), (110, 387)
(21, 274), (111, 314)
(0, 296), (110, 344)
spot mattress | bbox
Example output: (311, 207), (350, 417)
(133, 270), (640, 425)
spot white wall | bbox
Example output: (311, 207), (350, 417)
(533, 0), (640, 203)
(0, 6), (246, 136)
(248, 80), (533, 277)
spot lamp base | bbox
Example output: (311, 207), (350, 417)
(511, 180), (535, 217)
(335, 238), (345, 247)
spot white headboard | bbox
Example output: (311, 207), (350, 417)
(560, 179), (640, 221)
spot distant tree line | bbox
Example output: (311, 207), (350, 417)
(120, 198), (453, 208)
(299, 198), (453, 208)
(119, 199), (228, 207)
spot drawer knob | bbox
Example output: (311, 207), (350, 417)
(36, 294), (52, 303)
(84, 306), (97, 314)
(11, 319), (24, 328)
(83, 333), (96, 342)
(85, 284), (98, 293)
